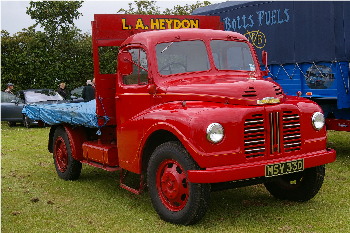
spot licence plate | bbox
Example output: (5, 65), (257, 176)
(265, 159), (304, 177)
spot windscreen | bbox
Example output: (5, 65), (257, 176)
(211, 40), (255, 71)
(156, 40), (210, 75)
(25, 90), (64, 103)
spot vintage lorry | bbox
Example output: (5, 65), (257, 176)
(24, 14), (336, 225)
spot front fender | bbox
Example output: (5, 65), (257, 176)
(138, 101), (256, 169)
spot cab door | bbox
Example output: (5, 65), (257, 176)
(116, 46), (153, 172)
(1, 91), (24, 123)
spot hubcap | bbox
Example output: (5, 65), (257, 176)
(55, 136), (68, 172)
(156, 159), (189, 211)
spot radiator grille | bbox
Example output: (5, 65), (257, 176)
(244, 111), (301, 158)
(282, 111), (301, 152)
(244, 114), (266, 158)
(269, 112), (281, 154)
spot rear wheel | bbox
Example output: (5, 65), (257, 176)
(53, 127), (82, 180)
(23, 115), (31, 128)
(264, 165), (325, 202)
(147, 141), (210, 225)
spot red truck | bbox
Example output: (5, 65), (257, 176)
(29, 15), (336, 225)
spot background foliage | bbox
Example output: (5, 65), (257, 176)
(1, 0), (210, 92)
(118, 0), (211, 15)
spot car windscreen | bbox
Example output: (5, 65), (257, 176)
(1, 91), (17, 103)
(156, 40), (210, 76)
(211, 40), (255, 71)
(24, 90), (64, 103)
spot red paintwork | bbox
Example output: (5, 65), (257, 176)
(82, 141), (118, 166)
(92, 14), (223, 47)
(59, 15), (336, 191)
(156, 159), (189, 211)
(63, 125), (87, 161)
(92, 15), (223, 126)
(326, 118), (350, 132)
(188, 148), (336, 183)
(54, 136), (68, 172)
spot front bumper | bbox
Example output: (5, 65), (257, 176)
(187, 149), (336, 183)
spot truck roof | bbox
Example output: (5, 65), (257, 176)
(121, 28), (249, 47)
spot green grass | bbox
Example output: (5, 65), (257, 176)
(1, 123), (350, 232)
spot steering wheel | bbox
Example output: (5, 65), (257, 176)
(160, 62), (186, 74)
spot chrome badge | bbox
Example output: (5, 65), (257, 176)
(257, 97), (280, 105)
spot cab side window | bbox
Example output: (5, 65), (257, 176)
(122, 48), (148, 85)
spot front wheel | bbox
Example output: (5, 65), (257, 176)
(147, 141), (210, 225)
(264, 165), (325, 202)
(53, 127), (82, 180)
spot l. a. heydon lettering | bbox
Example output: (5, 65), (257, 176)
(122, 18), (199, 30)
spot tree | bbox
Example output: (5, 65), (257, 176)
(1, 1), (91, 92)
(1, 28), (49, 90)
(25, 1), (89, 90)
(26, 1), (83, 36)
(163, 1), (212, 15)
(118, 0), (211, 15)
(1, 28), (93, 91)
(118, 1), (161, 15)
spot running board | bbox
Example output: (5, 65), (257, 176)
(80, 161), (145, 194)
(80, 160), (121, 172)
(120, 169), (145, 195)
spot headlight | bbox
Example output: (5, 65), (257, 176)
(206, 123), (224, 143)
(312, 112), (325, 130)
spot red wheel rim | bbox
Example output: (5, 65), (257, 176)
(156, 159), (189, 211)
(54, 136), (68, 172)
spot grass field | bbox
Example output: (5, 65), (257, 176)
(1, 123), (349, 232)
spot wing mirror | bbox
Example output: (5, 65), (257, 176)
(10, 99), (20, 105)
(118, 51), (133, 76)
(261, 50), (269, 76)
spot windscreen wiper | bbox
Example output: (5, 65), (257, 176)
(161, 42), (174, 53)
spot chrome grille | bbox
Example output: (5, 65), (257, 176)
(244, 114), (265, 158)
(269, 112), (281, 154)
(244, 111), (301, 158)
(282, 111), (301, 152)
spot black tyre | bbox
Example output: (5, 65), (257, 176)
(147, 141), (210, 225)
(264, 165), (325, 202)
(53, 127), (82, 180)
(23, 115), (31, 128)
(7, 121), (16, 127)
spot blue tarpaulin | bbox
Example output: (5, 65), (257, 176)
(23, 100), (99, 128)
